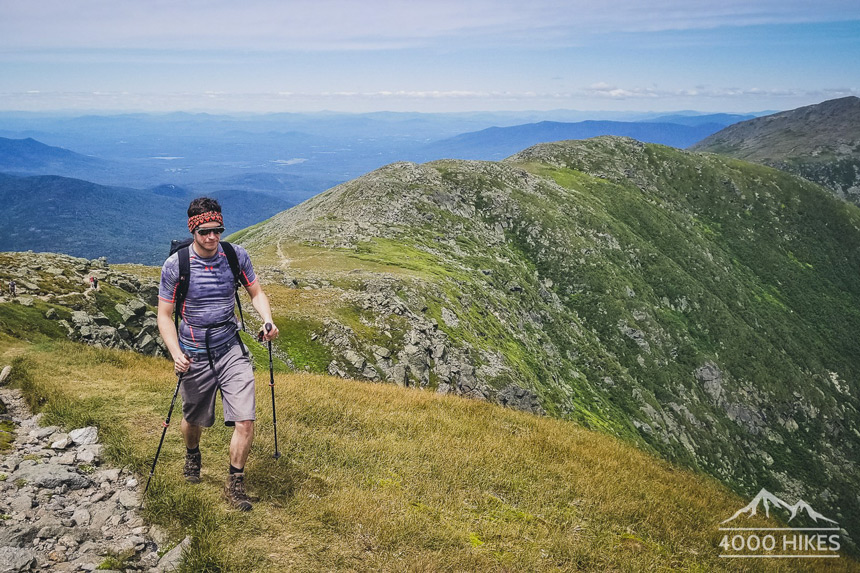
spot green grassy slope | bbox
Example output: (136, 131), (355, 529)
(232, 137), (860, 547)
(3, 338), (858, 571)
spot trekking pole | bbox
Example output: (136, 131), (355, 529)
(144, 372), (183, 495)
(259, 323), (281, 459)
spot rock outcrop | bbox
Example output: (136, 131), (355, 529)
(0, 252), (166, 357)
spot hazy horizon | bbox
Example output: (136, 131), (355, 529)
(2, 1), (858, 115)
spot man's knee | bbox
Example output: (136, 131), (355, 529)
(234, 420), (254, 435)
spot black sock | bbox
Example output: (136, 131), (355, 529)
(186, 446), (200, 455)
(229, 464), (243, 475)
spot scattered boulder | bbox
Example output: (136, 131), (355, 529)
(497, 384), (546, 416)
(0, 546), (37, 573)
(10, 463), (90, 490)
(69, 426), (98, 446)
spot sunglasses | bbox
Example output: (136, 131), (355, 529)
(196, 226), (225, 236)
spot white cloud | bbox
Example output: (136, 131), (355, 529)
(583, 83), (860, 101)
(2, 0), (859, 52)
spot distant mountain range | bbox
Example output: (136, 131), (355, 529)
(0, 136), (116, 179)
(0, 110), (759, 197)
(0, 172), (293, 264)
(692, 96), (860, 203)
(417, 120), (731, 161)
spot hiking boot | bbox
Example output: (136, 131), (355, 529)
(183, 451), (201, 483)
(224, 473), (253, 511)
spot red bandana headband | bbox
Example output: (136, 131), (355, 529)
(188, 211), (223, 232)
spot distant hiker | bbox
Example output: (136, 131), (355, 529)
(92, 276), (99, 290)
(8, 280), (15, 296)
(157, 197), (279, 511)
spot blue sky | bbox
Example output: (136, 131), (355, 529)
(1, 0), (859, 114)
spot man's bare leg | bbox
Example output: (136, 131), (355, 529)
(229, 420), (254, 469)
(181, 418), (202, 449)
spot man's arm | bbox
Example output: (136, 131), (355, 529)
(244, 281), (279, 341)
(157, 299), (191, 373)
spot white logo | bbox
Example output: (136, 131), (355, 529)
(718, 488), (842, 559)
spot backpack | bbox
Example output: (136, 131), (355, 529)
(168, 239), (249, 333)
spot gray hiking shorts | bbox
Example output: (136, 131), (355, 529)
(180, 342), (256, 427)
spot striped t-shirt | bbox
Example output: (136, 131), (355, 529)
(159, 243), (257, 353)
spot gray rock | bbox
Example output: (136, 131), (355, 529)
(9, 493), (33, 514)
(388, 364), (407, 387)
(50, 434), (73, 449)
(155, 536), (191, 573)
(695, 361), (724, 402)
(441, 307), (460, 327)
(91, 313), (111, 326)
(497, 384), (546, 415)
(69, 426), (99, 446)
(88, 505), (115, 531)
(372, 346), (391, 359)
(0, 546), (37, 573)
(136, 334), (156, 354)
(344, 350), (366, 370)
(11, 463), (90, 490)
(54, 451), (77, 465)
(94, 468), (120, 483)
(71, 507), (91, 527)
(0, 524), (38, 548)
(117, 490), (139, 509)
(0, 365), (10, 386)
(127, 298), (147, 316)
(148, 525), (170, 549)
(115, 304), (136, 323)
(76, 445), (104, 465)
(36, 518), (66, 539)
(71, 311), (93, 327)
(29, 425), (60, 439)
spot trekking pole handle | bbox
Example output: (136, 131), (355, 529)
(258, 322), (273, 342)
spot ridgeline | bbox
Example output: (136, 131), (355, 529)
(235, 136), (860, 545)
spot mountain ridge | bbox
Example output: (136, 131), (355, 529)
(420, 119), (728, 161)
(691, 96), (860, 203)
(232, 136), (860, 548)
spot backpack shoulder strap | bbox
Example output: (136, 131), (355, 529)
(174, 246), (191, 330)
(220, 242), (249, 287)
(220, 242), (248, 333)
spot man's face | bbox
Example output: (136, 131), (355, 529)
(193, 221), (224, 253)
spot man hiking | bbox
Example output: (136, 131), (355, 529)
(157, 197), (279, 511)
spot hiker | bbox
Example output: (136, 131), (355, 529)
(92, 276), (99, 290)
(8, 279), (15, 296)
(156, 197), (279, 511)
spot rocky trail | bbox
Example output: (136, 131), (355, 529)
(0, 367), (189, 573)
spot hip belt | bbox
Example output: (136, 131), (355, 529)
(182, 319), (248, 370)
